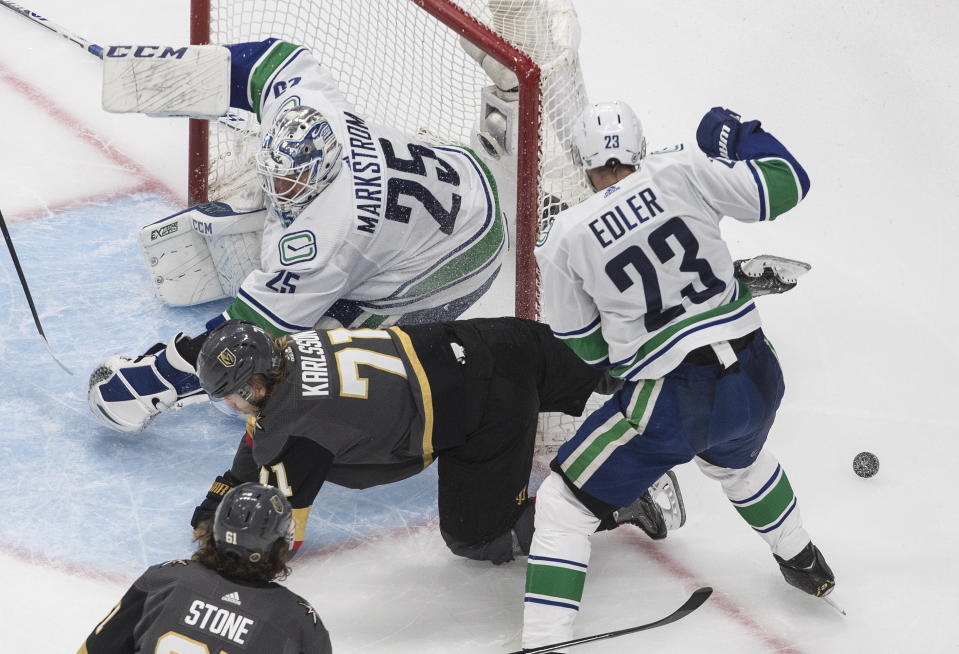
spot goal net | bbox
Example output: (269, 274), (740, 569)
(189, 0), (599, 451)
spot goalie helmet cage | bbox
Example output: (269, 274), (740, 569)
(187, 0), (592, 322)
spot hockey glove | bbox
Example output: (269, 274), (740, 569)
(190, 473), (239, 529)
(88, 333), (207, 433)
(696, 106), (764, 160)
(734, 255), (811, 296)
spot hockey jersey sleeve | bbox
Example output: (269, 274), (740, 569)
(685, 128), (810, 223)
(225, 39), (352, 121)
(536, 231), (611, 368)
(258, 436), (335, 551)
(77, 577), (148, 654)
(219, 222), (374, 335)
(191, 431), (334, 552)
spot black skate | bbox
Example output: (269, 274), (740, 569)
(774, 541), (835, 597)
(613, 471), (686, 540)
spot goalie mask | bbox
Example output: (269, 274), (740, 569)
(196, 320), (283, 400)
(255, 105), (343, 221)
(214, 483), (295, 563)
(571, 101), (646, 172)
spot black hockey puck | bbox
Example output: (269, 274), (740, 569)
(853, 451), (879, 478)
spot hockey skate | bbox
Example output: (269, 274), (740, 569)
(733, 255), (811, 296)
(774, 541), (835, 597)
(613, 471), (686, 540)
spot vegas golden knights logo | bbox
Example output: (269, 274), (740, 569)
(514, 485), (528, 505)
(270, 495), (284, 513)
(218, 347), (237, 367)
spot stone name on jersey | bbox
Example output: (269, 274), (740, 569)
(183, 599), (256, 645)
(292, 331), (330, 397)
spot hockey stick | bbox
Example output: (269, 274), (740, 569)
(510, 586), (713, 654)
(0, 208), (73, 374)
(0, 1), (104, 57)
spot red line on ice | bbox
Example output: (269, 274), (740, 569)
(624, 531), (808, 654)
(3, 180), (171, 223)
(0, 59), (182, 217)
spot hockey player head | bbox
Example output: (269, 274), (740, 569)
(255, 105), (343, 221)
(196, 320), (286, 414)
(194, 483), (295, 582)
(571, 101), (646, 191)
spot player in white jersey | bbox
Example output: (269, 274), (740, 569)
(522, 103), (837, 650)
(88, 38), (507, 433)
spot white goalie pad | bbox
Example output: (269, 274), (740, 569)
(140, 203), (266, 306)
(102, 44), (230, 118)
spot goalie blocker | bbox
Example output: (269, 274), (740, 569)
(101, 44), (230, 118)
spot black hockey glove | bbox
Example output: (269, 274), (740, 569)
(190, 472), (240, 529)
(696, 106), (763, 160)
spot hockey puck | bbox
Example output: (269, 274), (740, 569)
(853, 451), (879, 478)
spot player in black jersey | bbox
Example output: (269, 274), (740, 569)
(188, 317), (679, 565)
(79, 483), (331, 654)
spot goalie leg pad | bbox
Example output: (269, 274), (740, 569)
(140, 203), (265, 306)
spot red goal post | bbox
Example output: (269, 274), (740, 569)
(188, 0), (591, 322)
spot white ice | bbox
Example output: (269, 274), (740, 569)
(1, 1), (957, 652)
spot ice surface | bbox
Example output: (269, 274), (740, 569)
(1, 1), (957, 652)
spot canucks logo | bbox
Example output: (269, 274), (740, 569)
(536, 216), (554, 247)
(279, 230), (317, 264)
(651, 143), (684, 155)
(218, 348), (237, 367)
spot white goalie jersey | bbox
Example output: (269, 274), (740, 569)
(536, 143), (807, 380)
(220, 39), (506, 333)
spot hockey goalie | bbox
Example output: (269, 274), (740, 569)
(90, 36), (522, 433)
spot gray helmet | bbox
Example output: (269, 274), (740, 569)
(197, 320), (283, 399)
(213, 483), (294, 563)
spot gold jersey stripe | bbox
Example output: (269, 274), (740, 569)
(292, 506), (313, 544)
(388, 327), (435, 466)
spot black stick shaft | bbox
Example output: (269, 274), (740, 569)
(512, 586), (713, 654)
(0, 208), (72, 374)
(0, 209), (47, 336)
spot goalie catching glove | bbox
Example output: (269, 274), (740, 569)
(88, 333), (207, 433)
(733, 255), (811, 296)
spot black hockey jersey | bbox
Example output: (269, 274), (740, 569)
(211, 323), (487, 549)
(78, 559), (331, 654)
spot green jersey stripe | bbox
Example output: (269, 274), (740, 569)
(390, 147), (504, 299)
(358, 314), (390, 329)
(561, 380), (660, 485)
(225, 299), (288, 336)
(734, 471), (796, 528)
(626, 378), (662, 430)
(561, 416), (632, 484)
(560, 326), (610, 365)
(525, 563), (587, 602)
(756, 159), (800, 219)
(250, 41), (301, 119)
(610, 281), (754, 377)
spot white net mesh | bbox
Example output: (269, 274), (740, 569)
(204, 0), (591, 223)
(201, 0), (594, 452)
